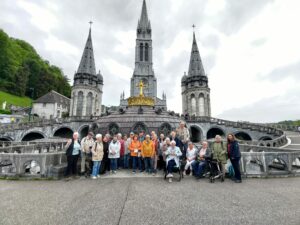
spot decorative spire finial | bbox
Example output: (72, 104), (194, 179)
(89, 21), (93, 29)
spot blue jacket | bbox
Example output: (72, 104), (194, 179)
(227, 140), (241, 159)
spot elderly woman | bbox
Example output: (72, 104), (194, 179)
(141, 134), (154, 174)
(183, 142), (197, 176)
(108, 135), (121, 174)
(91, 134), (104, 179)
(227, 133), (242, 183)
(176, 121), (190, 155)
(65, 132), (81, 178)
(129, 135), (142, 173)
(192, 141), (211, 179)
(164, 140), (182, 181)
(211, 135), (227, 180)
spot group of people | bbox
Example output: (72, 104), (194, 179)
(64, 121), (242, 183)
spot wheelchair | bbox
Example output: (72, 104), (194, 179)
(164, 159), (184, 182)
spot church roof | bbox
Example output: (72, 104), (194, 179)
(188, 32), (206, 77)
(34, 90), (70, 106)
(77, 28), (96, 75)
(138, 0), (151, 30)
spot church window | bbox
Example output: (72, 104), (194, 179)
(86, 92), (93, 116)
(191, 94), (196, 116)
(139, 43), (143, 61)
(199, 93), (205, 116)
(76, 91), (84, 116)
(145, 43), (149, 61)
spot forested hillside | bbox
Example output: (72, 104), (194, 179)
(0, 29), (71, 99)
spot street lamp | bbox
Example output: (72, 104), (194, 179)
(28, 88), (34, 122)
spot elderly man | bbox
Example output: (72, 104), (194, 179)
(192, 141), (211, 179)
(164, 140), (182, 182)
(80, 132), (95, 177)
(211, 135), (227, 179)
(176, 121), (190, 156)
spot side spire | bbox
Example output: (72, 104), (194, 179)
(77, 23), (96, 75)
(188, 29), (206, 77)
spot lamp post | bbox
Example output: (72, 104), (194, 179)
(28, 88), (34, 122)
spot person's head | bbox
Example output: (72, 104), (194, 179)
(227, 134), (235, 142)
(152, 133), (157, 140)
(117, 133), (122, 140)
(151, 131), (155, 136)
(130, 132), (134, 139)
(215, 135), (222, 143)
(133, 135), (138, 141)
(171, 131), (176, 137)
(73, 132), (79, 140)
(202, 141), (208, 149)
(113, 135), (117, 142)
(123, 135), (128, 140)
(96, 134), (102, 142)
(87, 132), (94, 139)
(179, 121), (185, 128)
(139, 131), (144, 137)
(145, 134), (150, 140)
(188, 141), (194, 149)
(165, 137), (170, 144)
(160, 133), (165, 140)
(170, 140), (176, 148)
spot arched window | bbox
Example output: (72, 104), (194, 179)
(191, 94), (196, 116)
(76, 91), (84, 116)
(139, 43), (143, 61)
(145, 43), (149, 61)
(86, 92), (93, 116)
(199, 93), (205, 116)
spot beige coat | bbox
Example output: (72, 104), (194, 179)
(81, 137), (95, 153)
(91, 141), (104, 161)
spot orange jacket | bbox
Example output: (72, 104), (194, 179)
(142, 140), (154, 157)
(129, 140), (142, 157)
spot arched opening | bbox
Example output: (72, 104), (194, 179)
(190, 126), (202, 143)
(0, 160), (16, 174)
(21, 132), (45, 141)
(53, 127), (73, 139)
(235, 131), (252, 141)
(132, 122), (148, 135)
(259, 136), (273, 141)
(199, 93), (205, 116)
(139, 43), (143, 61)
(206, 127), (225, 140)
(86, 92), (93, 116)
(0, 137), (13, 141)
(24, 160), (41, 175)
(79, 125), (89, 139)
(159, 123), (172, 136)
(76, 91), (84, 116)
(191, 94), (196, 116)
(145, 43), (149, 61)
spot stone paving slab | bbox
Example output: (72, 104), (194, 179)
(0, 177), (300, 225)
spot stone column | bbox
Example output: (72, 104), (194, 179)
(72, 93), (77, 116)
(82, 92), (87, 117)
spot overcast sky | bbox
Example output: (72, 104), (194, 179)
(1, 0), (300, 123)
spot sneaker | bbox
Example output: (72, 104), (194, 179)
(166, 173), (173, 178)
(168, 178), (172, 183)
(235, 180), (242, 183)
(183, 171), (186, 176)
(132, 171), (136, 174)
(97, 175), (100, 178)
(113, 171), (117, 174)
(91, 176), (97, 180)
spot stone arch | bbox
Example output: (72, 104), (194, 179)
(190, 94), (196, 116)
(0, 159), (16, 174)
(206, 126), (225, 140)
(198, 93), (205, 116)
(23, 160), (41, 174)
(108, 123), (120, 136)
(53, 126), (74, 139)
(86, 92), (93, 116)
(78, 125), (90, 139)
(259, 136), (273, 141)
(0, 136), (13, 141)
(132, 122), (148, 134)
(76, 91), (84, 116)
(159, 122), (172, 136)
(21, 131), (45, 141)
(189, 124), (203, 143)
(234, 131), (252, 141)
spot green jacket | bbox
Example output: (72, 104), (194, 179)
(211, 142), (227, 164)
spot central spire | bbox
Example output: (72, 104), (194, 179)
(138, 0), (151, 31)
(77, 26), (96, 75)
(188, 31), (206, 77)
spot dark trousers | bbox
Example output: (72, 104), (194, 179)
(65, 154), (79, 176)
(118, 156), (124, 169)
(192, 160), (207, 177)
(144, 157), (153, 173)
(230, 158), (242, 181)
(132, 156), (137, 171)
(138, 157), (143, 171)
(100, 156), (110, 174)
(167, 159), (176, 174)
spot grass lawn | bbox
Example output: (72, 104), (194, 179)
(0, 91), (32, 108)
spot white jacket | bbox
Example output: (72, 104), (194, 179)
(165, 146), (182, 167)
(108, 141), (121, 159)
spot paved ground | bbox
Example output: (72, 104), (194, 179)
(1, 174), (300, 225)
(284, 131), (300, 149)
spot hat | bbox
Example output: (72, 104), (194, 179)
(88, 132), (94, 136)
(130, 132), (134, 135)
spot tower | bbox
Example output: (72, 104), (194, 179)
(181, 30), (211, 117)
(120, 0), (166, 109)
(70, 25), (103, 117)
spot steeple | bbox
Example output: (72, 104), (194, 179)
(77, 27), (96, 75)
(137, 0), (151, 31)
(188, 32), (206, 77)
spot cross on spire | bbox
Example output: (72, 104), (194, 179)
(192, 24), (196, 31)
(89, 21), (93, 28)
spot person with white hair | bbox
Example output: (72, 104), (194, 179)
(192, 141), (211, 179)
(211, 135), (227, 180)
(164, 140), (182, 181)
(91, 134), (104, 179)
(65, 132), (81, 178)
(117, 133), (125, 169)
(108, 135), (121, 174)
(183, 142), (197, 176)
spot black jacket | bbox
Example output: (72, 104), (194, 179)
(227, 140), (241, 159)
(66, 139), (81, 156)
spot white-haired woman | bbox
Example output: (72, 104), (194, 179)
(65, 132), (81, 178)
(165, 140), (182, 180)
(91, 134), (104, 179)
(192, 141), (211, 179)
(183, 142), (197, 176)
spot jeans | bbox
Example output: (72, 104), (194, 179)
(91, 161), (101, 177)
(193, 160), (207, 177)
(124, 154), (130, 169)
(138, 156), (143, 171)
(144, 157), (153, 173)
(65, 154), (79, 177)
(132, 156), (137, 172)
(118, 156), (124, 169)
(110, 158), (118, 171)
(167, 159), (176, 174)
(230, 158), (242, 181)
